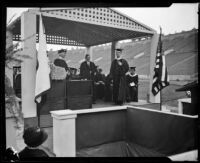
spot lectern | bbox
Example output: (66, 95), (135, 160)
(38, 80), (92, 127)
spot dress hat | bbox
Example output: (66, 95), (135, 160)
(23, 127), (48, 147)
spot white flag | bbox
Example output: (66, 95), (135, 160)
(35, 14), (51, 103)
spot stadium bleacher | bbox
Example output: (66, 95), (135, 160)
(48, 29), (198, 78)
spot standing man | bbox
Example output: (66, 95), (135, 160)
(126, 67), (138, 102)
(110, 48), (129, 105)
(80, 54), (97, 103)
(51, 49), (70, 80)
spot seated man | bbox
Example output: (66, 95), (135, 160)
(94, 68), (106, 100)
(104, 74), (113, 102)
(126, 67), (138, 102)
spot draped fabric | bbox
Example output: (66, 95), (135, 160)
(35, 14), (51, 103)
(152, 28), (169, 96)
(50, 64), (67, 80)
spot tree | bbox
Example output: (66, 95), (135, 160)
(5, 16), (32, 130)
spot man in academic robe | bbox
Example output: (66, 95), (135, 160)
(126, 67), (138, 102)
(109, 48), (129, 105)
(14, 67), (21, 98)
(53, 49), (70, 80)
(80, 54), (97, 103)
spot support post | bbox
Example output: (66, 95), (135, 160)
(21, 11), (37, 118)
(111, 41), (117, 62)
(86, 46), (93, 61)
(5, 30), (14, 87)
(149, 33), (160, 103)
(51, 110), (77, 157)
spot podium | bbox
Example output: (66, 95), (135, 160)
(38, 80), (92, 127)
(66, 80), (92, 109)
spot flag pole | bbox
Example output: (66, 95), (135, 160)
(160, 88), (162, 111)
(159, 26), (162, 111)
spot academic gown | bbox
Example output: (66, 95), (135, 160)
(110, 58), (129, 104)
(53, 58), (70, 80)
(126, 73), (138, 102)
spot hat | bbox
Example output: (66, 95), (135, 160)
(58, 49), (67, 54)
(115, 48), (123, 52)
(23, 127), (48, 147)
(130, 66), (136, 70)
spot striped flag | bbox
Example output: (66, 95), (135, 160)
(152, 28), (169, 96)
(35, 14), (51, 103)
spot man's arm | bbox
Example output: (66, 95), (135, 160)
(122, 59), (129, 74)
(80, 62), (84, 78)
(54, 59), (69, 71)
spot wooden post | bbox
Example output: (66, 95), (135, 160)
(21, 11), (37, 118)
(149, 33), (160, 103)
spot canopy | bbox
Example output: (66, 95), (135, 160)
(8, 7), (155, 47)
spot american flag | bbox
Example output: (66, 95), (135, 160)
(152, 28), (169, 96)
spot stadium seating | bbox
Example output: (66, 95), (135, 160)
(48, 29), (198, 77)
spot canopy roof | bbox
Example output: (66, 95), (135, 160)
(9, 7), (156, 47)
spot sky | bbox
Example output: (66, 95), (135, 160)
(6, 3), (199, 50)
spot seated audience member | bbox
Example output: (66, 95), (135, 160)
(14, 67), (21, 98)
(5, 147), (20, 162)
(126, 67), (138, 102)
(94, 68), (106, 100)
(104, 74), (113, 102)
(18, 126), (54, 159)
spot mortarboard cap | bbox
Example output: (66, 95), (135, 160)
(115, 48), (123, 51)
(58, 49), (67, 54)
(130, 66), (136, 70)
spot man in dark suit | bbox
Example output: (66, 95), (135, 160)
(80, 54), (97, 103)
(80, 54), (96, 80)
(110, 48), (129, 105)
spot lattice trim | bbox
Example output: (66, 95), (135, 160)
(13, 34), (85, 46)
(41, 8), (153, 32)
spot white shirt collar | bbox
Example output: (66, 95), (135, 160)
(127, 72), (137, 77)
(116, 57), (122, 60)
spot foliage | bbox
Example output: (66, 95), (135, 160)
(5, 17), (32, 129)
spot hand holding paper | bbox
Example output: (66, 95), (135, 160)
(130, 82), (135, 87)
